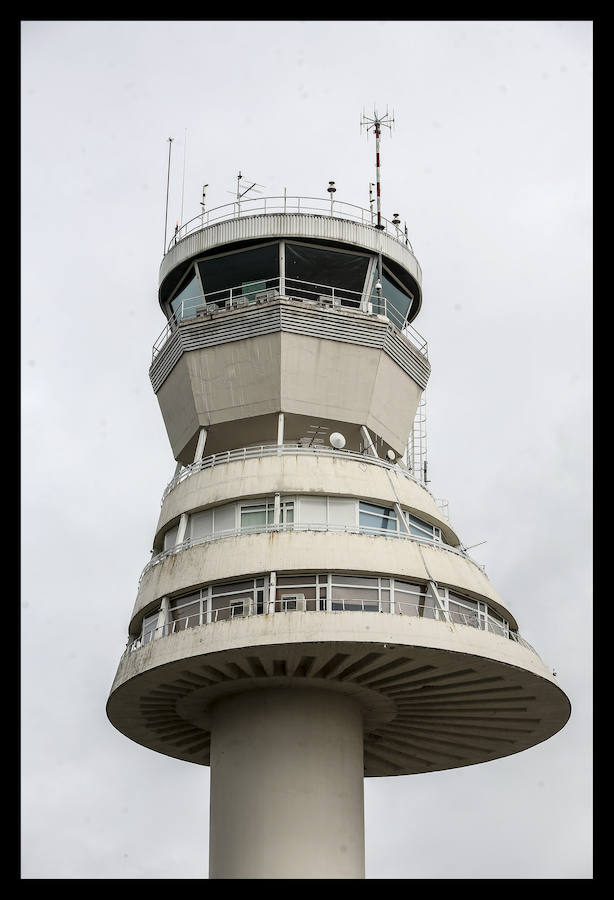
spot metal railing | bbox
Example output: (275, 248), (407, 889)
(166, 195), (416, 256)
(139, 520), (484, 585)
(123, 597), (538, 658)
(160, 443), (430, 505)
(151, 275), (428, 364)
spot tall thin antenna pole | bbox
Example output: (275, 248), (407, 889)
(360, 107), (394, 230)
(180, 129), (187, 226)
(163, 137), (174, 256)
(360, 107), (394, 310)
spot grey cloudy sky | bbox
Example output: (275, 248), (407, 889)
(21, 20), (592, 878)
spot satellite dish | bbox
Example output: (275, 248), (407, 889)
(386, 449), (396, 461)
(329, 432), (346, 450)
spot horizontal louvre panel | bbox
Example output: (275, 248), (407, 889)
(384, 331), (431, 390)
(150, 300), (430, 393)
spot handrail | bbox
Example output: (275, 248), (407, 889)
(138, 520), (484, 585)
(160, 443), (430, 504)
(151, 276), (429, 364)
(123, 597), (537, 658)
(166, 195), (416, 256)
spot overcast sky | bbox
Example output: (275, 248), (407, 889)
(21, 20), (592, 879)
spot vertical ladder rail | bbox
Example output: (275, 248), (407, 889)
(407, 392), (428, 483)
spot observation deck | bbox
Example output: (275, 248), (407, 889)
(158, 195), (422, 314)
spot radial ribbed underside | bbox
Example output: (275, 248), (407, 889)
(107, 639), (570, 777)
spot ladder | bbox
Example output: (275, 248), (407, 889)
(407, 392), (428, 483)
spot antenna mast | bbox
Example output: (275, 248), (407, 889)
(360, 107), (394, 309)
(163, 136), (174, 256)
(360, 106), (394, 231)
(230, 171), (265, 215)
(180, 128), (187, 227)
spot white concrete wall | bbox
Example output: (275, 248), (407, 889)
(155, 330), (423, 461)
(156, 454), (459, 546)
(131, 530), (511, 632)
(111, 609), (553, 699)
(209, 687), (365, 879)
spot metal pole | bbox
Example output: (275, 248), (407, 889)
(163, 137), (174, 256)
(375, 120), (382, 231)
(180, 128), (187, 226)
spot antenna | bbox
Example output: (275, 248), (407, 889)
(163, 136), (174, 256)
(360, 106), (395, 231)
(200, 183), (209, 227)
(361, 107), (394, 309)
(227, 171), (266, 213)
(180, 128), (187, 227)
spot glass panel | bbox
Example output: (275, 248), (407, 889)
(331, 585), (378, 605)
(277, 575), (317, 586)
(380, 589), (391, 614)
(170, 271), (202, 321)
(212, 580), (254, 596)
(197, 244), (279, 309)
(487, 617), (506, 636)
(448, 599), (480, 628)
(211, 589), (253, 621)
(275, 589), (310, 612)
(328, 497), (356, 526)
(241, 506), (268, 529)
(169, 591), (201, 610)
(359, 502), (397, 531)
(369, 266), (413, 330)
(285, 243), (369, 305)
(276, 586), (316, 601)
(190, 509), (213, 540)
(280, 502), (294, 524)
(299, 496), (328, 524)
(163, 524), (179, 551)
(214, 503), (236, 534)
(332, 575), (379, 588)
(394, 580), (425, 596)
(448, 592), (478, 610)
(142, 608), (160, 643)
(405, 512), (435, 539)
(169, 600), (201, 630)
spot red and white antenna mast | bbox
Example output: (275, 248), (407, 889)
(361, 107), (395, 306)
(360, 106), (395, 231)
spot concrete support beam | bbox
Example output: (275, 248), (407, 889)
(193, 427), (208, 464)
(208, 687), (365, 879)
(175, 512), (188, 545)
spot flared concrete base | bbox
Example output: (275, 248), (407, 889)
(208, 686), (365, 879)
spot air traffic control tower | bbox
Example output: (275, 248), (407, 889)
(106, 175), (571, 879)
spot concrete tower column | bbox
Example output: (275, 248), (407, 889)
(208, 687), (365, 879)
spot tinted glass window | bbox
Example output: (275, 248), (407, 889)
(197, 244), (279, 307)
(369, 267), (413, 330)
(171, 272), (201, 321)
(285, 243), (369, 304)
(359, 501), (397, 532)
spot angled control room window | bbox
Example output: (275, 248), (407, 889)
(196, 243), (280, 309)
(369, 265), (414, 330)
(284, 242), (370, 306)
(170, 270), (202, 322)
